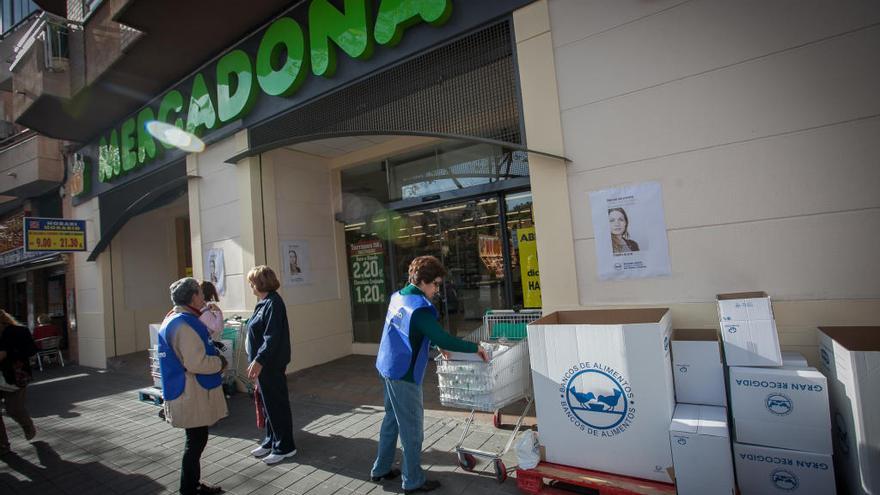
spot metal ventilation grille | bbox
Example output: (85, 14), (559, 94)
(249, 20), (523, 149)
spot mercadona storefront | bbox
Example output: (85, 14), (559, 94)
(68, 0), (879, 375)
(69, 0), (555, 368)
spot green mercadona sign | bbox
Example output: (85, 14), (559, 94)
(92, 0), (452, 186)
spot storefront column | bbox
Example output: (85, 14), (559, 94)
(188, 130), (264, 315)
(514, 0), (580, 311)
(72, 197), (114, 368)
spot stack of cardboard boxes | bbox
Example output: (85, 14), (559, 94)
(719, 292), (836, 495)
(669, 329), (735, 494)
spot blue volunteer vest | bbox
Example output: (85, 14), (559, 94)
(376, 291), (439, 385)
(157, 312), (223, 401)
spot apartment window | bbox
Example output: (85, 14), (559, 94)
(0, 0), (37, 35)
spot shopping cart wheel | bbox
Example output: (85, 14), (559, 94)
(493, 459), (507, 483)
(458, 452), (477, 471)
(493, 410), (503, 428)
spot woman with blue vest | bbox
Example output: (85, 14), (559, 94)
(158, 278), (228, 495)
(245, 265), (297, 465)
(371, 256), (488, 494)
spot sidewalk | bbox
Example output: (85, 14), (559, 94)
(0, 354), (532, 495)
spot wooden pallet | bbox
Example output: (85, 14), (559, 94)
(138, 387), (164, 406)
(516, 463), (676, 495)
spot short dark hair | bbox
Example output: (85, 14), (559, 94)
(408, 256), (447, 285)
(170, 278), (200, 306)
(200, 281), (220, 302)
(247, 265), (281, 292)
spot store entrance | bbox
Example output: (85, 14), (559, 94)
(346, 191), (536, 343)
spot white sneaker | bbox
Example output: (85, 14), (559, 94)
(262, 450), (297, 465)
(250, 446), (271, 458)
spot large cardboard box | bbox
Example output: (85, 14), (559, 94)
(729, 366), (831, 454)
(733, 443), (835, 495)
(717, 291), (774, 322)
(720, 319), (783, 367)
(672, 329), (726, 406)
(818, 326), (880, 495)
(669, 404), (735, 495)
(528, 309), (675, 483)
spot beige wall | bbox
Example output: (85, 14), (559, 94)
(516, 0), (880, 365)
(260, 147), (353, 371)
(72, 196), (113, 368)
(108, 196), (187, 356)
(188, 134), (250, 313)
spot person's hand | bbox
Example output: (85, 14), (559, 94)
(440, 350), (451, 360)
(247, 360), (263, 381)
(218, 354), (228, 371)
(206, 302), (220, 312)
(477, 347), (489, 363)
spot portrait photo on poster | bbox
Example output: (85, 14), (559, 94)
(204, 248), (226, 296)
(281, 239), (310, 286)
(589, 181), (671, 281)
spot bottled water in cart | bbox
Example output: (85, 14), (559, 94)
(435, 309), (541, 483)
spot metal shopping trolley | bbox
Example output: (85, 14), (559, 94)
(435, 309), (542, 483)
(219, 317), (250, 393)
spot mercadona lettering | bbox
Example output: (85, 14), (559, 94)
(97, 0), (452, 182)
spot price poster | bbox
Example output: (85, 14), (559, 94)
(349, 239), (386, 304)
(24, 217), (87, 252)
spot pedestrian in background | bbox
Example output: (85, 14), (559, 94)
(245, 265), (297, 465)
(199, 281), (224, 341)
(0, 310), (37, 456)
(371, 256), (488, 494)
(158, 278), (227, 495)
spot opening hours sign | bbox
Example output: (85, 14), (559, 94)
(24, 218), (87, 252)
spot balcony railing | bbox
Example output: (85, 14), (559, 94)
(9, 11), (79, 74)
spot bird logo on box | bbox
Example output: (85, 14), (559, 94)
(766, 394), (793, 416)
(565, 368), (629, 431)
(770, 469), (799, 491)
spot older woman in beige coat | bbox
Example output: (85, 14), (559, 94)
(158, 278), (228, 495)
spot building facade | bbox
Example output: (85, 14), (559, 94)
(17, 0), (880, 370)
(0, 1), (74, 357)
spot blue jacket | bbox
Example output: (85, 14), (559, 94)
(158, 312), (223, 401)
(376, 291), (438, 385)
(247, 291), (291, 369)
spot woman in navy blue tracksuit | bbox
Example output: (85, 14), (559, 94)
(245, 265), (296, 465)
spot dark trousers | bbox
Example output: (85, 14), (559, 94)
(257, 368), (295, 454)
(0, 387), (34, 448)
(180, 426), (209, 494)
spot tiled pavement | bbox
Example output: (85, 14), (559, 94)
(0, 354), (534, 495)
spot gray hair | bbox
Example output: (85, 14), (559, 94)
(169, 277), (200, 306)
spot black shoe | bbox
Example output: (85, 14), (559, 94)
(370, 468), (401, 482)
(404, 480), (441, 494)
(196, 482), (223, 494)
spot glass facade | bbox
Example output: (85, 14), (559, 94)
(343, 144), (536, 344)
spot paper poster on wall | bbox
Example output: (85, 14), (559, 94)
(205, 248), (226, 295)
(281, 240), (310, 286)
(589, 181), (671, 280)
(517, 227), (542, 308)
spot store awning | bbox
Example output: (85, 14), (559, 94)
(0, 250), (65, 277)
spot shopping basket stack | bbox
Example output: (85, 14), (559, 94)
(435, 309), (541, 483)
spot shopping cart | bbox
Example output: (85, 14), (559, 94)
(219, 317), (250, 394)
(436, 309), (541, 483)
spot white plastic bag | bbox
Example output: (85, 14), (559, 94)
(515, 430), (540, 469)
